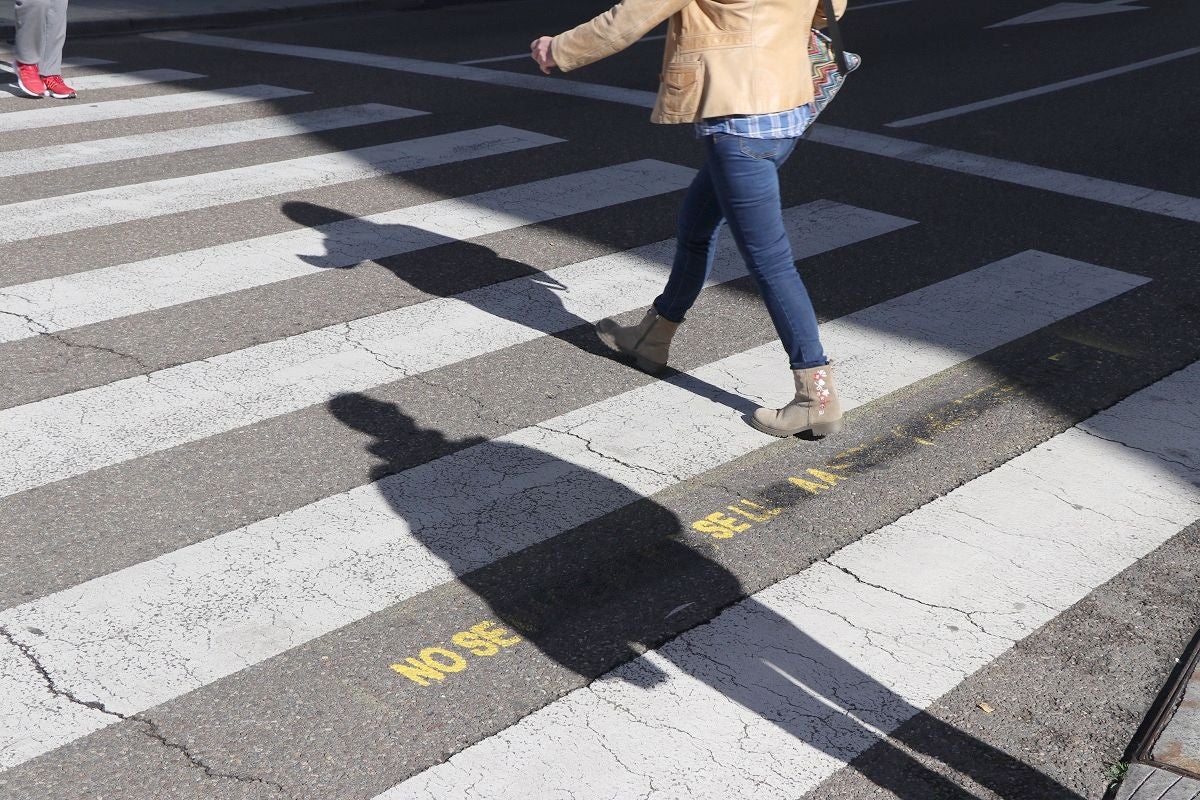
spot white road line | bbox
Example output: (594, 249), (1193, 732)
(0, 125), (560, 244)
(0, 84), (307, 132)
(144, 31), (661, 108)
(0, 103), (425, 179)
(807, 124), (1200, 224)
(0, 253), (1145, 771)
(0, 56), (115, 71)
(0, 160), (692, 340)
(458, 34), (666, 65)
(382, 364), (1200, 800)
(0, 199), (910, 495)
(888, 46), (1200, 128)
(143, 33), (1200, 225)
(0, 69), (204, 101)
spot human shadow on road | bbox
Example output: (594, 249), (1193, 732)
(284, 200), (755, 416)
(329, 391), (1085, 799)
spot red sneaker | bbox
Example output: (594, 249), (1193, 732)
(42, 74), (77, 100)
(13, 62), (46, 99)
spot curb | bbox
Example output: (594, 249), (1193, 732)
(1106, 627), (1200, 800)
(2, 0), (510, 40)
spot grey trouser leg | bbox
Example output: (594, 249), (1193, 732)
(13, 0), (69, 74)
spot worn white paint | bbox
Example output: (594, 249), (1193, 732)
(0, 56), (115, 71)
(0, 253), (1146, 771)
(0, 103), (426, 178)
(0, 160), (693, 341)
(0, 125), (560, 244)
(0, 200), (909, 495)
(0, 69), (204, 101)
(381, 363), (1200, 800)
(0, 84), (306, 132)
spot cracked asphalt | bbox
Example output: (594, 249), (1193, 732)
(0, 0), (1198, 798)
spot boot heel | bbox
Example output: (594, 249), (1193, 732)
(810, 417), (844, 437)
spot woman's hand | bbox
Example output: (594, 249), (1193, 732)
(530, 36), (557, 74)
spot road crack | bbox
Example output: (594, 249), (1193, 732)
(1, 624), (289, 794)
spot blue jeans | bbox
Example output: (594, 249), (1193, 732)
(653, 133), (827, 370)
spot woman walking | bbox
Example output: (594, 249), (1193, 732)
(12, 0), (76, 99)
(531, 0), (847, 438)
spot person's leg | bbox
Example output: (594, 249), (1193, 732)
(38, 0), (69, 78)
(704, 133), (825, 370)
(13, 0), (48, 66)
(594, 153), (725, 374)
(652, 162), (724, 323)
(705, 133), (842, 437)
(11, 0), (49, 97)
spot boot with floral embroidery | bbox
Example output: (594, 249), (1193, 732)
(750, 361), (844, 438)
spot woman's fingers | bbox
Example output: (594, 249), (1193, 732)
(530, 35), (556, 74)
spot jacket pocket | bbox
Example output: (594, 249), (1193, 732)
(660, 62), (704, 118)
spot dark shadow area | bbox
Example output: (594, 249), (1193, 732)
(330, 391), (1085, 798)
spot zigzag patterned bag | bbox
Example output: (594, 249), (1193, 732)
(808, 0), (860, 123)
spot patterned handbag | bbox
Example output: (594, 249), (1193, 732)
(808, 0), (860, 122)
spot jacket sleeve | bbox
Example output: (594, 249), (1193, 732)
(551, 0), (692, 73)
(812, 0), (848, 29)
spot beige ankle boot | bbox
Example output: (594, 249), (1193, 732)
(750, 361), (844, 438)
(596, 307), (680, 374)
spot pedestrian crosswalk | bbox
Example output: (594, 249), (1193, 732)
(0, 52), (1195, 800)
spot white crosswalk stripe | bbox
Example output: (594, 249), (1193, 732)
(0, 199), (907, 496)
(0, 252), (1145, 771)
(0, 84), (306, 132)
(0, 103), (425, 178)
(380, 363), (1200, 800)
(0, 68), (204, 100)
(0, 160), (692, 340)
(0, 125), (558, 243)
(0, 56), (115, 72)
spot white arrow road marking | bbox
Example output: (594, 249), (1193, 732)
(989, 0), (1147, 28)
(0, 253), (1144, 772)
(379, 362), (1200, 800)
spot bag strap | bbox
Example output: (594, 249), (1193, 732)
(820, 0), (849, 73)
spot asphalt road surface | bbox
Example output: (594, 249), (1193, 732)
(1, 1), (1198, 798)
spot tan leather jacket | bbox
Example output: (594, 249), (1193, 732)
(551, 0), (848, 124)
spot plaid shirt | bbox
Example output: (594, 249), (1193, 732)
(695, 103), (816, 139)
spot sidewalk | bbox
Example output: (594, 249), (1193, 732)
(1, 0), (470, 38)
